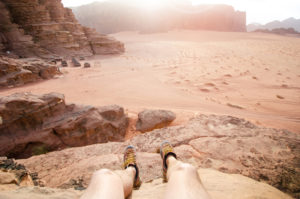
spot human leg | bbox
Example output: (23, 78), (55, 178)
(80, 146), (141, 199)
(80, 167), (135, 199)
(161, 141), (211, 199)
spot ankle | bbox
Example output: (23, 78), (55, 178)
(166, 155), (177, 168)
(126, 166), (136, 180)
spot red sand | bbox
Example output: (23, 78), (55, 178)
(1, 30), (299, 132)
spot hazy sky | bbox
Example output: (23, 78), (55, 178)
(62, 0), (300, 24)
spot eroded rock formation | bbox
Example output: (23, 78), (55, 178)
(0, 56), (59, 88)
(0, 92), (129, 158)
(15, 115), (299, 198)
(0, 0), (124, 58)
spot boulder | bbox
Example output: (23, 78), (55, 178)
(15, 115), (299, 198)
(0, 56), (60, 88)
(61, 60), (68, 67)
(71, 58), (81, 67)
(136, 109), (176, 132)
(0, 93), (129, 159)
(84, 62), (91, 68)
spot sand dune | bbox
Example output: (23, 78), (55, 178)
(1, 30), (299, 132)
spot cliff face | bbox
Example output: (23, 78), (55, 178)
(73, 3), (246, 34)
(0, 1), (46, 57)
(0, 0), (124, 58)
(178, 5), (246, 32)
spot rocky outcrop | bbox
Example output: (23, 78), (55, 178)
(136, 109), (176, 132)
(0, 56), (60, 88)
(0, 168), (292, 199)
(0, 158), (37, 191)
(83, 27), (125, 55)
(73, 2), (246, 34)
(0, 0), (124, 58)
(15, 115), (300, 197)
(0, 93), (129, 158)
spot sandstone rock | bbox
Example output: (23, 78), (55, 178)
(0, 187), (81, 199)
(133, 169), (292, 199)
(0, 0), (124, 58)
(71, 58), (81, 67)
(0, 56), (60, 88)
(84, 62), (91, 68)
(83, 27), (125, 54)
(136, 109), (176, 132)
(0, 168), (293, 199)
(0, 2), (48, 58)
(61, 60), (68, 67)
(0, 158), (36, 191)
(16, 115), (299, 198)
(0, 93), (129, 158)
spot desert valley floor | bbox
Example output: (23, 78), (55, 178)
(1, 30), (299, 133)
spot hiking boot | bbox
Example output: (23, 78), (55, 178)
(123, 145), (142, 188)
(160, 141), (177, 182)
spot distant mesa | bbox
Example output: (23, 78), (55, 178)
(0, 0), (124, 59)
(247, 17), (300, 32)
(72, 2), (246, 34)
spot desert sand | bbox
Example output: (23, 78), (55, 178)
(1, 30), (299, 132)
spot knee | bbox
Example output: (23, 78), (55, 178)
(93, 169), (115, 177)
(176, 163), (198, 174)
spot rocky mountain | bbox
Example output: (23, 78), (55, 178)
(0, 0), (124, 58)
(72, 2), (246, 34)
(247, 18), (300, 32)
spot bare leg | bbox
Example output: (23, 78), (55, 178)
(80, 167), (135, 199)
(164, 156), (211, 199)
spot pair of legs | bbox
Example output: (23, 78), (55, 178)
(80, 142), (211, 199)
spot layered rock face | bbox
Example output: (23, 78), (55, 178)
(0, 56), (59, 88)
(16, 115), (300, 197)
(0, 92), (129, 158)
(0, 0), (124, 58)
(73, 2), (246, 34)
(0, 1), (48, 57)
